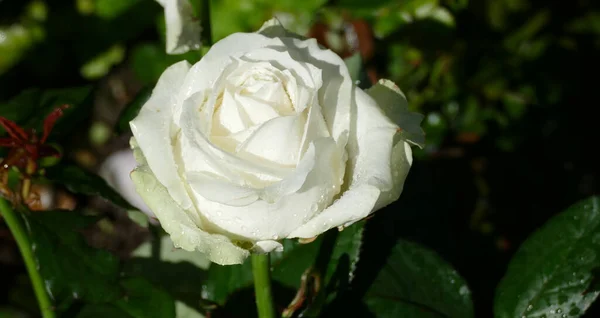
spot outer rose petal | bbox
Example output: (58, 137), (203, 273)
(130, 61), (193, 210)
(131, 161), (249, 265)
(156, 0), (202, 54)
(366, 79), (425, 147)
(288, 184), (380, 238)
(289, 83), (418, 238)
(365, 79), (423, 210)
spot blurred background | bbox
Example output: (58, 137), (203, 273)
(0, 0), (598, 316)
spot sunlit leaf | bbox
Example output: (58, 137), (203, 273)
(495, 197), (600, 318)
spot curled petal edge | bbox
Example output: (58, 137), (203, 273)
(366, 79), (426, 148)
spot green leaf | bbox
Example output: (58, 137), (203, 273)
(95, 0), (143, 19)
(114, 277), (176, 318)
(123, 235), (210, 317)
(124, 259), (208, 317)
(24, 211), (176, 317)
(296, 222), (365, 316)
(23, 211), (121, 305)
(0, 88), (40, 124)
(364, 239), (474, 318)
(77, 305), (131, 318)
(494, 196), (600, 318)
(36, 86), (94, 138)
(44, 164), (135, 210)
(203, 223), (364, 307)
(116, 86), (153, 134)
(80, 44), (126, 79)
(329, 0), (395, 9)
(202, 256), (254, 305)
(0, 87), (92, 137)
(130, 43), (201, 85)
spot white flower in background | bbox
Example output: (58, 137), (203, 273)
(129, 19), (425, 265)
(99, 149), (154, 219)
(156, 0), (202, 54)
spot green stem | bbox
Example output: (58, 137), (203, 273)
(252, 253), (276, 318)
(0, 198), (55, 318)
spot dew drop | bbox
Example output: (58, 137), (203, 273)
(556, 308), (562, 314)
(526, 304), (533, 311)
(272, 234), (279, 240)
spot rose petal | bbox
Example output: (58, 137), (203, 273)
(257, 18), (305, 40)
(131, 165), (249, 265)
(289, 85), (417, 237)
(288, 184), (381, 238)
(373, 139), (413, 211)
(236, 115), (305, 166)
(188, 137), (344, 241)
(298, 102), (331, 158)
(99, 149), (153, 217)
(130, 61), (193, 209)
(180, 97), (294, 185)
(241, 48), (323, 95)
(346, 88), (399, 191)
(366, 79), (426, 147)
(156, 0), (202, 54)
(258, 19), (352, 145)
(214, 90), (248, 134)
(187, 171), (259, 207)
(254, 240), (283, 253)
(176, 34), (284, 105)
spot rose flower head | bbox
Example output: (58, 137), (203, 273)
(129, 19), (425, 265)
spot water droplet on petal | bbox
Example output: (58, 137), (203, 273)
(272, 234), (278, 240)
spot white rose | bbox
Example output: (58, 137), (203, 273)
(129, 19), (425, 265)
